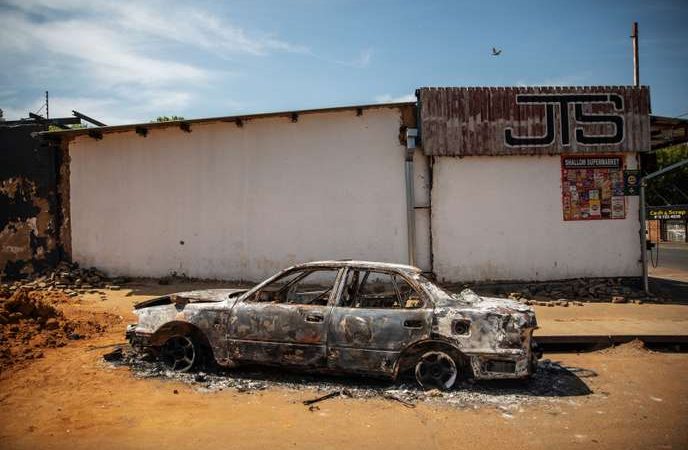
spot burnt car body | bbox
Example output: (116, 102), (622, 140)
(127, 261), (540, 389)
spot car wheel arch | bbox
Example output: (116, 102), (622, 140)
(150, 321), (214, 360)
(393, 339), (470, 380)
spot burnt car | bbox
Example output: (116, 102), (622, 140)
(126, 261), (540, 389)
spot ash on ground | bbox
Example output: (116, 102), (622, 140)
(104, 347), (594, 409)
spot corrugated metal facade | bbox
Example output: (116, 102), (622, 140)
(418, 86), (651, 156)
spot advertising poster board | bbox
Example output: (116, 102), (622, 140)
(561, 155), (625, 221)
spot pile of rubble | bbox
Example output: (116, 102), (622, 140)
(104, 346), (592, 410)
(455, 277), (656, 305)
(0, 288), (116, 371)
(0, 261), (126, 300)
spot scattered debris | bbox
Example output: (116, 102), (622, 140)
(382, 392), (416, 408)
(103, 346), (124, 362)
(157, 271), (190, 286)
(105, 347), (593, 410)
(302, 390), (350, 406)
(455, 277), (661, 304)
(0, 260), (125, 299)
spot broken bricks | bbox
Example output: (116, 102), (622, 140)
(0, 260), (121, 300)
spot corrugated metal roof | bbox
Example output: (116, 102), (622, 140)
(418, 86), (651, 156)
(41, 101), (415, 140)
(650, 115), (688, 150)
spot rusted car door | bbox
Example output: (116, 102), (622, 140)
(226, 268), (342, 368)
(326, 269), (433, 376)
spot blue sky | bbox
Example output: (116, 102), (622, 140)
(1, 0), (686, 124)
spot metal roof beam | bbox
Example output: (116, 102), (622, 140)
(72, 110), (107, 127)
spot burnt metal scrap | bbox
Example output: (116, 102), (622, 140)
(126, 260), (542, 390)
(106, 345), (592, 409)
(302, 390), (351, 406)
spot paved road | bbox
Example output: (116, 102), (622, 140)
(650, 241), (688, 282)
(649, 241), (688, 301)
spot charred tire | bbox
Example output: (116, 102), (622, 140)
(160, 335), (200, 372)
(414, 351), (460, 390)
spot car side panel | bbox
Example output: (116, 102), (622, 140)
(226, 303), (333, 368)
(326, 307), (434, 375)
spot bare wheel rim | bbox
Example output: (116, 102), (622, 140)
(414, 351), (458, 390)
(161, 335), (196, 372)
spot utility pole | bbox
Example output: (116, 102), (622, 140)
(45, 90), (49, 120)
(631, 22), (640, 86)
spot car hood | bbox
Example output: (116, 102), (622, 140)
(457, 289), (532, 314)
(133, 288), (249, 309)
(433, 289), (536, 325)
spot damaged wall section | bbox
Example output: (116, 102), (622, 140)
(0, 124), (62, 278)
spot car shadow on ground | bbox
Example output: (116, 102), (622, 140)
(111, 349), (594, 404)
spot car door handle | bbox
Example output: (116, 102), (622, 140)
(305, 314), (324, 323)
(403, 320), (423, 329)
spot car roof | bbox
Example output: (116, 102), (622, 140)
(291, 260), (422, 273)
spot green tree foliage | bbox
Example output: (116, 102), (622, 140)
(647, 144), (688, 206)
(153, 115), (185, 122)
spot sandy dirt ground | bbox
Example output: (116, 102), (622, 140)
(1, 281), (687, 450)
(533, 302), (688, 335)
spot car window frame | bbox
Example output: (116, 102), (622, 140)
(335, 267), (429, 310)
(243, 266), (345, 307)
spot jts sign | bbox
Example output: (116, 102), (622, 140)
(505, 93), (624, 147)
(418, 86), (650, 156)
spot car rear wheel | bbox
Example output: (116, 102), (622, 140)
(160, 335), (199, 372)
(414, 350), (459, 390)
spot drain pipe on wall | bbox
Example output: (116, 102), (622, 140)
(405, 128), (418, 267)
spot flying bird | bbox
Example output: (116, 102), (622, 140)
(492, 47), (502, 56)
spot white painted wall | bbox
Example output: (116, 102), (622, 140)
(432, 154), (641, 282)
(69, 108), (641, 283)
(69, 108), (411, 281)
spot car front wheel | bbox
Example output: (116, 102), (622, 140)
(414, 350), (460, 390)
(160, 335), (199, 372)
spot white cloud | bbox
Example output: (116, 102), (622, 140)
(0, 1), (303, 123)
(48, 96), (138, 125)
(2, 0), (308, 57)
(351, 48), (373, 68)
(326, 47), (373, 68)
(0, 105), (27, 122)
(374, 93), (416, 103)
